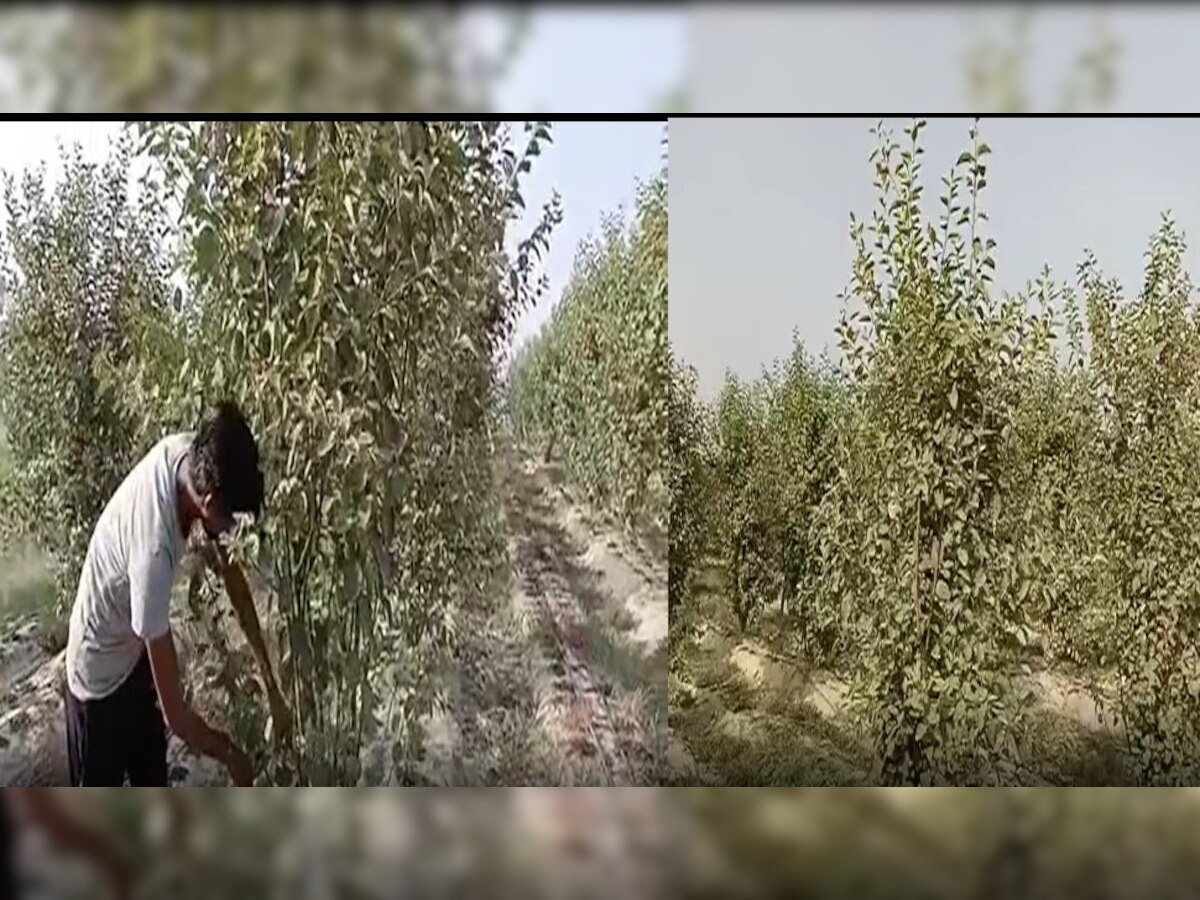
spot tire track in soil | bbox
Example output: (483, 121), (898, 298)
(522, 549), (631, 785)
(500, 447), (661, 786)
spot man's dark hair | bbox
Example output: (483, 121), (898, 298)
(190, 400), (264, 518)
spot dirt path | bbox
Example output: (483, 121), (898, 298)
(482, 447), (667, 785)
(402, 446), (668, 786)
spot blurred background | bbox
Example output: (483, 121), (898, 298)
(688, 3), (1124, 113)
(0, 3), (1182, 115)
(10, 788), (1200, 899)
(0, 6), (684, 114)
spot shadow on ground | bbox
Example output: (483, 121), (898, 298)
(669, 571), (1138, 787)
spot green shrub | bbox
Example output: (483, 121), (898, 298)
(126, 121), (560, 785)
(676, 117), (1200, 786)
(508, 164), (668, 528)
(0, 137), (175, 611)
(667, 356), (709, 619)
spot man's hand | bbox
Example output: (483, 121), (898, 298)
(203, 724), (254, 786)
(146, 630), (252, 783)
(224, 742), (255, 786)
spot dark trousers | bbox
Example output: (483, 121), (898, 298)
(0, 793), (12, 899)
(65, 649), (168, 786)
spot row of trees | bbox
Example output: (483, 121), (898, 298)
(506, 151), (668, 530)
(672, 119), (1200, 785)
(0, 121), (559, 784)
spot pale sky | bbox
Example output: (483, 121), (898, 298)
(0, 9), (681, 364)
(670, 116), (1200, 400)
(485, 7), (679, 358)
(690, 5), (1200, 113)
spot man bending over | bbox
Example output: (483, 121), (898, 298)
(64, 401), (289, 786)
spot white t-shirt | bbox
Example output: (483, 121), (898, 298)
(66, 432), (194, 701)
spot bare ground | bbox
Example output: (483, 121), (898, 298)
(423, 446), (667, 785)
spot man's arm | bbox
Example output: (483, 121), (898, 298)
(210, 545), (292, 744)
(129, 549), (253, 785)
(8, 790), (132, 899)
(145, 631), (254, 786)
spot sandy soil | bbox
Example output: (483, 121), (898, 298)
(442, 446), (668, 785)
(671, 587), (1132, 786)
